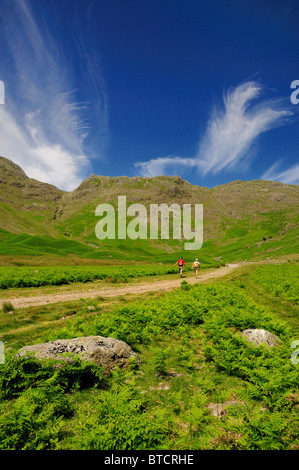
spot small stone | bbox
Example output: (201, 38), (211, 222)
(208, 400), (246, 418)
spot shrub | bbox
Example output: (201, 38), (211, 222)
(181, 280), (191, 291)
(0, 356), (106, 400)
(153, 349), (168, 376)
(2, 301), (14, 313)
(0, 385), (74, 450)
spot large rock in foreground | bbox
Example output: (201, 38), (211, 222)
(17, 336), (141, 373)
(241, 329), (281, 348)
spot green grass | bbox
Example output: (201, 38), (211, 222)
(0, 230), (97, 257)
(0, 227), (219, 264)
(0, 203), (298, 265)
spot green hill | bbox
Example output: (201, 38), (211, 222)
(0, 156), (298, 264)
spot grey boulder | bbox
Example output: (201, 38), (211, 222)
(241, 329), (281, 348)
(17, 336), (141, 373)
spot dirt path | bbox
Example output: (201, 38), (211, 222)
(3, 264), (240, 309)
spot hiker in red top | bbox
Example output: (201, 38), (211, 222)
(174, 257), (185, 278)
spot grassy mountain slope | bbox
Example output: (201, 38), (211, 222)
(0, 156), (298, 263)
(0, 156), (63, 236)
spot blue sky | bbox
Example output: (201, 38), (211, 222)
(0, 0), (298, 190)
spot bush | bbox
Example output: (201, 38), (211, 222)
(0, 356), (106, 400)
(153, 349), (168, 376)
(0, 385), (74, 450)
(181, 280), (191, 291)
(2, 301), (14, 313)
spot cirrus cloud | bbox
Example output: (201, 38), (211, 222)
(134, 80), (294, 182)
(261, 160), (299, 185)
(134, 156), (197, 178)
(0, 0), (108, 191)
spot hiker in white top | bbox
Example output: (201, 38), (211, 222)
(191, 258), (200, 278)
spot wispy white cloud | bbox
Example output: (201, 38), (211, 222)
(196, 81), (292, 175)
(134, 80), (293, 181)
(0, 0), (108, 190)
(0, 104), (88, 190)
(134, 156), (197, 177)
(261, 161), (299, 185)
